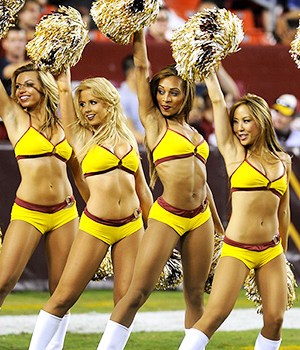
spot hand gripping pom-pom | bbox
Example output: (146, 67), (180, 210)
(155, 249), (183, 291)
(0, 0), (25, 39)
(171, 7), (244, 82)
(90, 0), (160, 45)
(244, 258), (298, 314)
(290, 19), (300, 69)
(26, 6), (89, 75)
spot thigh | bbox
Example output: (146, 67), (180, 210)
(256, 253), (287, 317)
(128, 220), (180, 292)
(0, 220), (41, 285)
(45, 217), (79, 294)
(44, 230), (109, 315)
(181, 217), (214, 290)
(112, 227), (144, 304)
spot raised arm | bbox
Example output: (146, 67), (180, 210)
(56, 68), (81, 148)
(204, 71), (240, 160)
(206, 183), (224, 237)
(133, 30), (156, 129)
(278, 157), (291, 252)
(135, 162), (153, 223)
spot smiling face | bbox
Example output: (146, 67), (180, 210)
(156, 76), (185, 118)
(15, 71), (44, 110)
(78, 88), (107, 128)
(232, 104), (260, 147)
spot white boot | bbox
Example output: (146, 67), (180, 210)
(254, 333), (282, 350)
(97, 320), (131, 350)
(29, 310), (62, 350)
(178, 328), (209, 350)
(46, 313), (70, 350)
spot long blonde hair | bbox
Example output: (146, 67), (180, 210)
(73, 77), (138, 162)
(11, 63), (60, 136)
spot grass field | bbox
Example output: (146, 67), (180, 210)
(1, 287), (299, 349)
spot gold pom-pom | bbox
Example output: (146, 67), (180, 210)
(0, 0), (25, 39)
(244, 258), (298, 314)
(171, 7), (244, 82)
(205, 233), (224, 294)
(26, 6), (89, 75)
(92, 248), (113, 281)
(290, 18), (300, 68)
(155, 249), (183, 290)
(90, 0), (160, 45)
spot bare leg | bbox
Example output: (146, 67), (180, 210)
(254, 253), (287, 349)
(181, 217), (214, 328)
(0, 221), (41, 307)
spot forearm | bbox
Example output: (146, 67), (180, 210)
(206, 183), (224, 236)
(278, 206), (290, 252)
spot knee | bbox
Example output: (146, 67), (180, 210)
(124, 286), (152, 310)
(46, 292), (75, 316)
(0, 277), (17, 301)
(264, 312), (284, 334)
(184, 285), (205, 308)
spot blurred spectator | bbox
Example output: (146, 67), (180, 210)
(229, 0), (278, 45)
(275, 1), (300, 45)
(146, 5), (173, 43)
(118, 55), (145, 148)
(272, 94), (300, 148)
(38, 0), (57, 17)
(0, 26), (28, 95)
(17, 0), (42, 41)
(164, 0), (204, 20)
(0, 26), (29, 140)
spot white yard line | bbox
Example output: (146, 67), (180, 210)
(0, 308), (299, 335)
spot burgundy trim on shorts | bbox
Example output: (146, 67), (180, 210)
(157, 196), (208, 218)
(84, 207), (141, 227)
(15, 195), (75, 214)
(223, 234), (280, 252)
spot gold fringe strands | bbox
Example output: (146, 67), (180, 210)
(290, 18), (300, 69)
(92, 248), (113, 281)
(171, 7), (244, 82)
(244, 258), (298, 314)
(90, 0), (161, 45)
(0, 0), (25, 39)
(155, 249), (183, 291)
(26, 6), (89, 75)
(205, 232), (224, 294)
(92, 247), (184, 289)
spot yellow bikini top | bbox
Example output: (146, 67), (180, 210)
(14, 119), (72, 162)
(230, 156), (288, 198)
(152, 121), (209, 167)
(82, 145), (139, 177)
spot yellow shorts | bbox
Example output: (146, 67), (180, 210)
(79, 208), (143, 245)
(148, 196), (211, 236)
(11, 198), (78, 234)
(221, 241), (283, 270)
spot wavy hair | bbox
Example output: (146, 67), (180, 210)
(73, 77), (138, 162)
(11, 63), (60, 135)
(147, 64), (195, 188)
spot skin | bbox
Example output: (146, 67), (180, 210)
(185, 71), (291, 343)
(104, 29), (222, 333)
(37, 68), (153, 319)
(0, 67), (82, 307)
